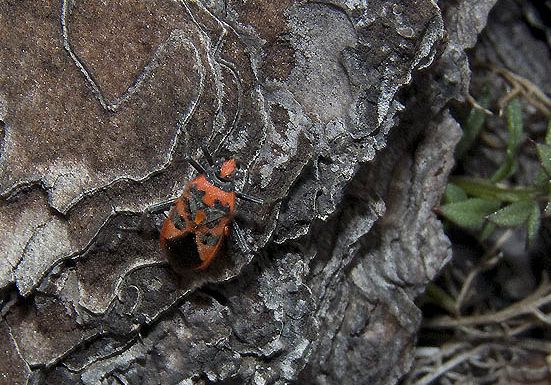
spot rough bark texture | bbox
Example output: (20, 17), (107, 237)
(0, 1), (496, 384)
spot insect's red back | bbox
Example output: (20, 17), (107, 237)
(219, 158), (236, 179)
(160, 160), (237, 271)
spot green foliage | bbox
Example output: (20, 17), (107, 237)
(545, 118), (551, 145)
(443, 183), (467, 204)
(441, 98), (551, 246)
(527, 203), (541, 246)
(455, 91), (491, 160)
(479, 222), (496, 241)
(536, 143), (551, 176)
(439, 198), (501, 230)
(491, 98), (523, 182)
(487, 200), (534, 226)
(450, 176), (536, 202)
(546, 192), (551, 217)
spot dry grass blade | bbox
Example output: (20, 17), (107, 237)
(466, 93), (493, 115)
(489, 65), (551, 116)
(454, 230), (511, 314)
(426, 277), (551, 328)
(409, 345), (488, 385)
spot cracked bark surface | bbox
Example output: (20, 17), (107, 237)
(0, 1), (496, 384)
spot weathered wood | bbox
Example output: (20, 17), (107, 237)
(0, 0), (497, 384)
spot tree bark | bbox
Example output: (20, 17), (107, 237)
(0, 0), (497, 384)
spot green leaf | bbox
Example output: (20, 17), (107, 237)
(545, 193), (551, 217)
(491, 98), (523, 183)
(491, 157), (517, 183)
(487, 200), (533, 227)
(456, 91), (491, 160)
(480, 222), (496, 241)
(444, 183), (468, 204)
(545, 180), (551, 217)
(545, 118), (551, 145)
(533, 169), (549, 189)
(537, 143), (551, 176)
(450, 176), (537, 203)
(505, 98), (523, 151)
(527, 202), (541, 246)
(439, 198), (501, 230)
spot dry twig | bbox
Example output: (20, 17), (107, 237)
(489, 65), (551, 116)
(426, 282), (551, 329)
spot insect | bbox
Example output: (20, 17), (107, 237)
(159, 149), (262, 271)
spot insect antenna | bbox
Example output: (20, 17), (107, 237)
(201, 146), (215, 166)
(188, 158), (207, 174)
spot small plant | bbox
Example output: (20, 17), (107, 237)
(439, 96), (551, 246)
(404, 66), (551, 385)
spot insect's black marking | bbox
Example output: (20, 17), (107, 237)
(183, 197), (191, 217)
(213, 199), (230, 213)
(204, 168), (235, 192)
(201, 203), (230, 228)
(201, 232), (220, 246)
(187, 185), (206, 216)
(205, 207), (230, 228)
(172, 211), (185, 230)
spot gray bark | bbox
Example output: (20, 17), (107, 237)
(0, 0), (496, 384)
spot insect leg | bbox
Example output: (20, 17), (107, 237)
(145, 199), (176, 213)
(231, 221), (250, 254)
(236, 191), (263, 204)
(120, 199), (176, 233)
(201, 146), (215, 166)
(188, 158), (207, 174)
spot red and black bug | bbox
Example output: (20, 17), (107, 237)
(159, 149), (262, 270)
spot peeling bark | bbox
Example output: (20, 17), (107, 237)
(0, 0), (497, 384)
